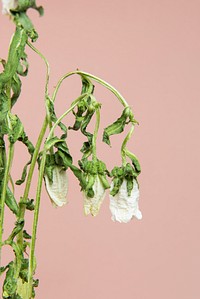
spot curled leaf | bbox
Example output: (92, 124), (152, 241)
(103, 107), (132, 146)
(5, 187), (19, 215)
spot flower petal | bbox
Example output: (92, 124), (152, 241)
(109, 179), (142, 223)
(84, 175), (106, 216)
(44, 166), (68, 207)
(2, 0), (17, 14)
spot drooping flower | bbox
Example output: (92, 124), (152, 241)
(2, 0), (17, 15)
(44, 166), (68, 207)
(83, 175), (106, 216)
(109, 178), (142, 223)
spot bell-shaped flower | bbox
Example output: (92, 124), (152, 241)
(2, 0), (17, 14)
(83, 175), (106, 216)
(109, 178), (142, 223)
(44, 166), (68, 207)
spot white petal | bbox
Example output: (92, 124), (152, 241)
(44, 166), (68, 207)
(109, 179), (142, 223)
(2, 0), (17, 14)
(83, 175), (106, 216)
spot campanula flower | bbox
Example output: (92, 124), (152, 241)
(44, 166), (68, 207)
(109, 178), (142, 223)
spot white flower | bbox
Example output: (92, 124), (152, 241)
(2, 0), (17, 15)
(44, 166), (68, 207)
(83, 175), (106, 216)
(109, 179), (142, 223)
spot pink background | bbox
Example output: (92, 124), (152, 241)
(1, 0), (200, 298)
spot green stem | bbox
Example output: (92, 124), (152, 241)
(16, 117), (48, 280)
(76, 71), (129, 107)
(92, 107), (100, 161)
(17, 42), (50, 248)
(121, 124), (134, 166)
(27, 93), (88, 298)
(27, 151), (47, 299)
(0, 142), (14, 266)
(27, 41), (50, 96)
(52, 70), (129, 107)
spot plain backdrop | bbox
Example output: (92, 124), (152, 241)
(1, 0), (200, 298)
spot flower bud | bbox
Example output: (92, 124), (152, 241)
(83, 175), (106, 216)
(109, 178), (142, 223)
(44, 166), (68, 207)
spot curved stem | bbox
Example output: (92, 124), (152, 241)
(76, 71), (129, 107)
(121, 124), (134, 166)
(51, 71), (77, 102)
(92, 107), (100, 162)
(27, 41), (50, 97)
(52, 70), (129, 107)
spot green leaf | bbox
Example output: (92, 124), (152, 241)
(126, 179), (134, 196)
(3, 262), (17, 297)
(17, 52), (29, 77)
(16, 133), (34, 185)
(25, 199), (35, 211)
(45, 136), (64, 151)
(46, 97), (67, 134)
(68, 164), (86, 190)
(5, 187), (19, 215)
(19, 132), (35, 155)
(43, 154), (56, 182)
(0, 27), (27, 86)
(55, 148), (72, 169)
(14, 0), (44, 16)
(98, 174), (110, 190)
(110, 177), (124, 197)
(15, 159), (31, 185)
(11, 74), (22, 107)
(103, 107), (131, 146)
(69, 77), (98, 158)
(125, 150), (141, 174)
(9, 219), (25, 241)
(23, 230), (31, 240)
(81, 75), (94, 94)
(19, 198), (35, 211)
(8, 115), (24, 144)
(14, 12), (38, 42)
(0, 91), (9, 124)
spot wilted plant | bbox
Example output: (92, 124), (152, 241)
(0, 1), (142, 298)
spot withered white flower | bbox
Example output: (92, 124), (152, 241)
(2, 0), (17, 14)
(84, 175), (106, 216)
(44, 166), (68, 207)
(109, 179), (142, 223)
